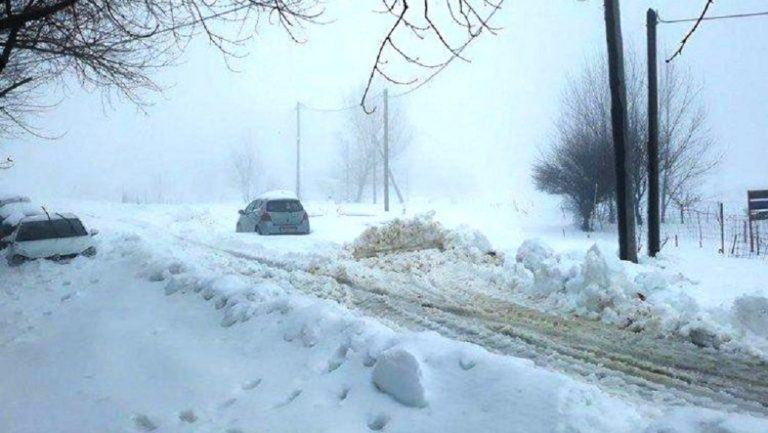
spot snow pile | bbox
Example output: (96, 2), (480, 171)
(511, 240), (768, 353)
(515, 240), (711, 341)
(349, 212), (493, 259)
(372, 347), (428, 408)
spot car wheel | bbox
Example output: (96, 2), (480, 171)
(8, 255), (26, 266)
(254, 224), (262, 235)
(83, 246), (97, 257)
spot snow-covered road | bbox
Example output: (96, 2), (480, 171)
(177, 229), (768, 415)
(0, 256), (280, 432)
(2, 200), (768, 432)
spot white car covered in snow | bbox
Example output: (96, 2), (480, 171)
(0, 193), (30, 208)
(0, 200), (43, 248)
(3, 213), (98, 265)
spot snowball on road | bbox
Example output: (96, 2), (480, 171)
(1, 199), (767, 433)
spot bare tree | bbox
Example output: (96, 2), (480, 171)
(0, 1), (322, 135)
(336, 95), (411, 203)
(230, 141), (261, 204)
(534, 53), (716, 231)
(533, 107), (615, 232)
(658, 61), (719, 222)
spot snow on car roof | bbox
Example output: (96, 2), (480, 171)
(256, 190), (299, 201)
(0, 194), (30, 203)
(0, 202), (42, 220)
(18, 212), (80, 223)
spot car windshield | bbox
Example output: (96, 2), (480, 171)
(266, 200), (303, 213)
(16, 218), (87, 241)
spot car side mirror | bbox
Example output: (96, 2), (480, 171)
(238, 209), (245, 215)
(90, 229), (99, 236)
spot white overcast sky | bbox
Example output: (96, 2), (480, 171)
(2, 0), (766, 205)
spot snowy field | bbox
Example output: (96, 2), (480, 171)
(1, 198), (768, 433)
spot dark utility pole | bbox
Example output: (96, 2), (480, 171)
(296, 102), (301, 199)
(383, 88), (390, 212)
(647, 8), (661, 257)
(603, 0), (638, 263)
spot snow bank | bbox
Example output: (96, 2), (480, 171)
(512, 240), (768, 354)
(349, 212), (493, 259)
(372, 347), (428, 408)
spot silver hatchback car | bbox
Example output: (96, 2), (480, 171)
(236, 191), (310, 235)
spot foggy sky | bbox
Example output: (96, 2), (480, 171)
(2, 0), (766, 206)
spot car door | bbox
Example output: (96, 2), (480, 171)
(240, 200), (261, 231)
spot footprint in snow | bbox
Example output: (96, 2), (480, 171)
(178, 409), (197, 423)
(132, 413), (158, 431)
(218, 397), (238, 409)
(241, 379), (262, 390)
(326, 344), (350, 373)
(275, 389), (302, 408)
(338, 386), (350, 401)
(459, 357), (477, 371)
(367, 414), (390, 431)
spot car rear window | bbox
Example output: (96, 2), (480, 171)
(266, 200), (303, 212)
(16, 218), (87, 241)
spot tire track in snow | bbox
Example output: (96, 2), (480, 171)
(166, 235), (768, 416)
(99, 212), (766, 418)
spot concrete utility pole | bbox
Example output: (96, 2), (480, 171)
(647, 8), (661, 257)
(295, 102), (301, 199)
(603, 0), (638, 263)
(383, 88), (390, 212)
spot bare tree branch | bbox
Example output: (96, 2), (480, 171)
(666, 0), (714, 63)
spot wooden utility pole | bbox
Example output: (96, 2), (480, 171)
(295, 102), (302, 199)
(603, 0), (638, 263)
(384, 88), (390, 212)
(647, 8), (661, 257)
(372, 148), (377, 204)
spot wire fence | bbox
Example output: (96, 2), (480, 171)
(655, 202), (767, 259)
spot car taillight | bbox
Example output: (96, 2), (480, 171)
(301, 212), (308, 223)
(260, 213), (272, 222)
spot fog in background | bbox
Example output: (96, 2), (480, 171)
(1, 0), (766, 205)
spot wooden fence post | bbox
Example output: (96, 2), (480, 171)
(697, 212), (703, 248)
(718, 202), (724, 254)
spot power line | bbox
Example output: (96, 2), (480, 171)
(659, 10), (768, 25)
(299, 100), (364, 113)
